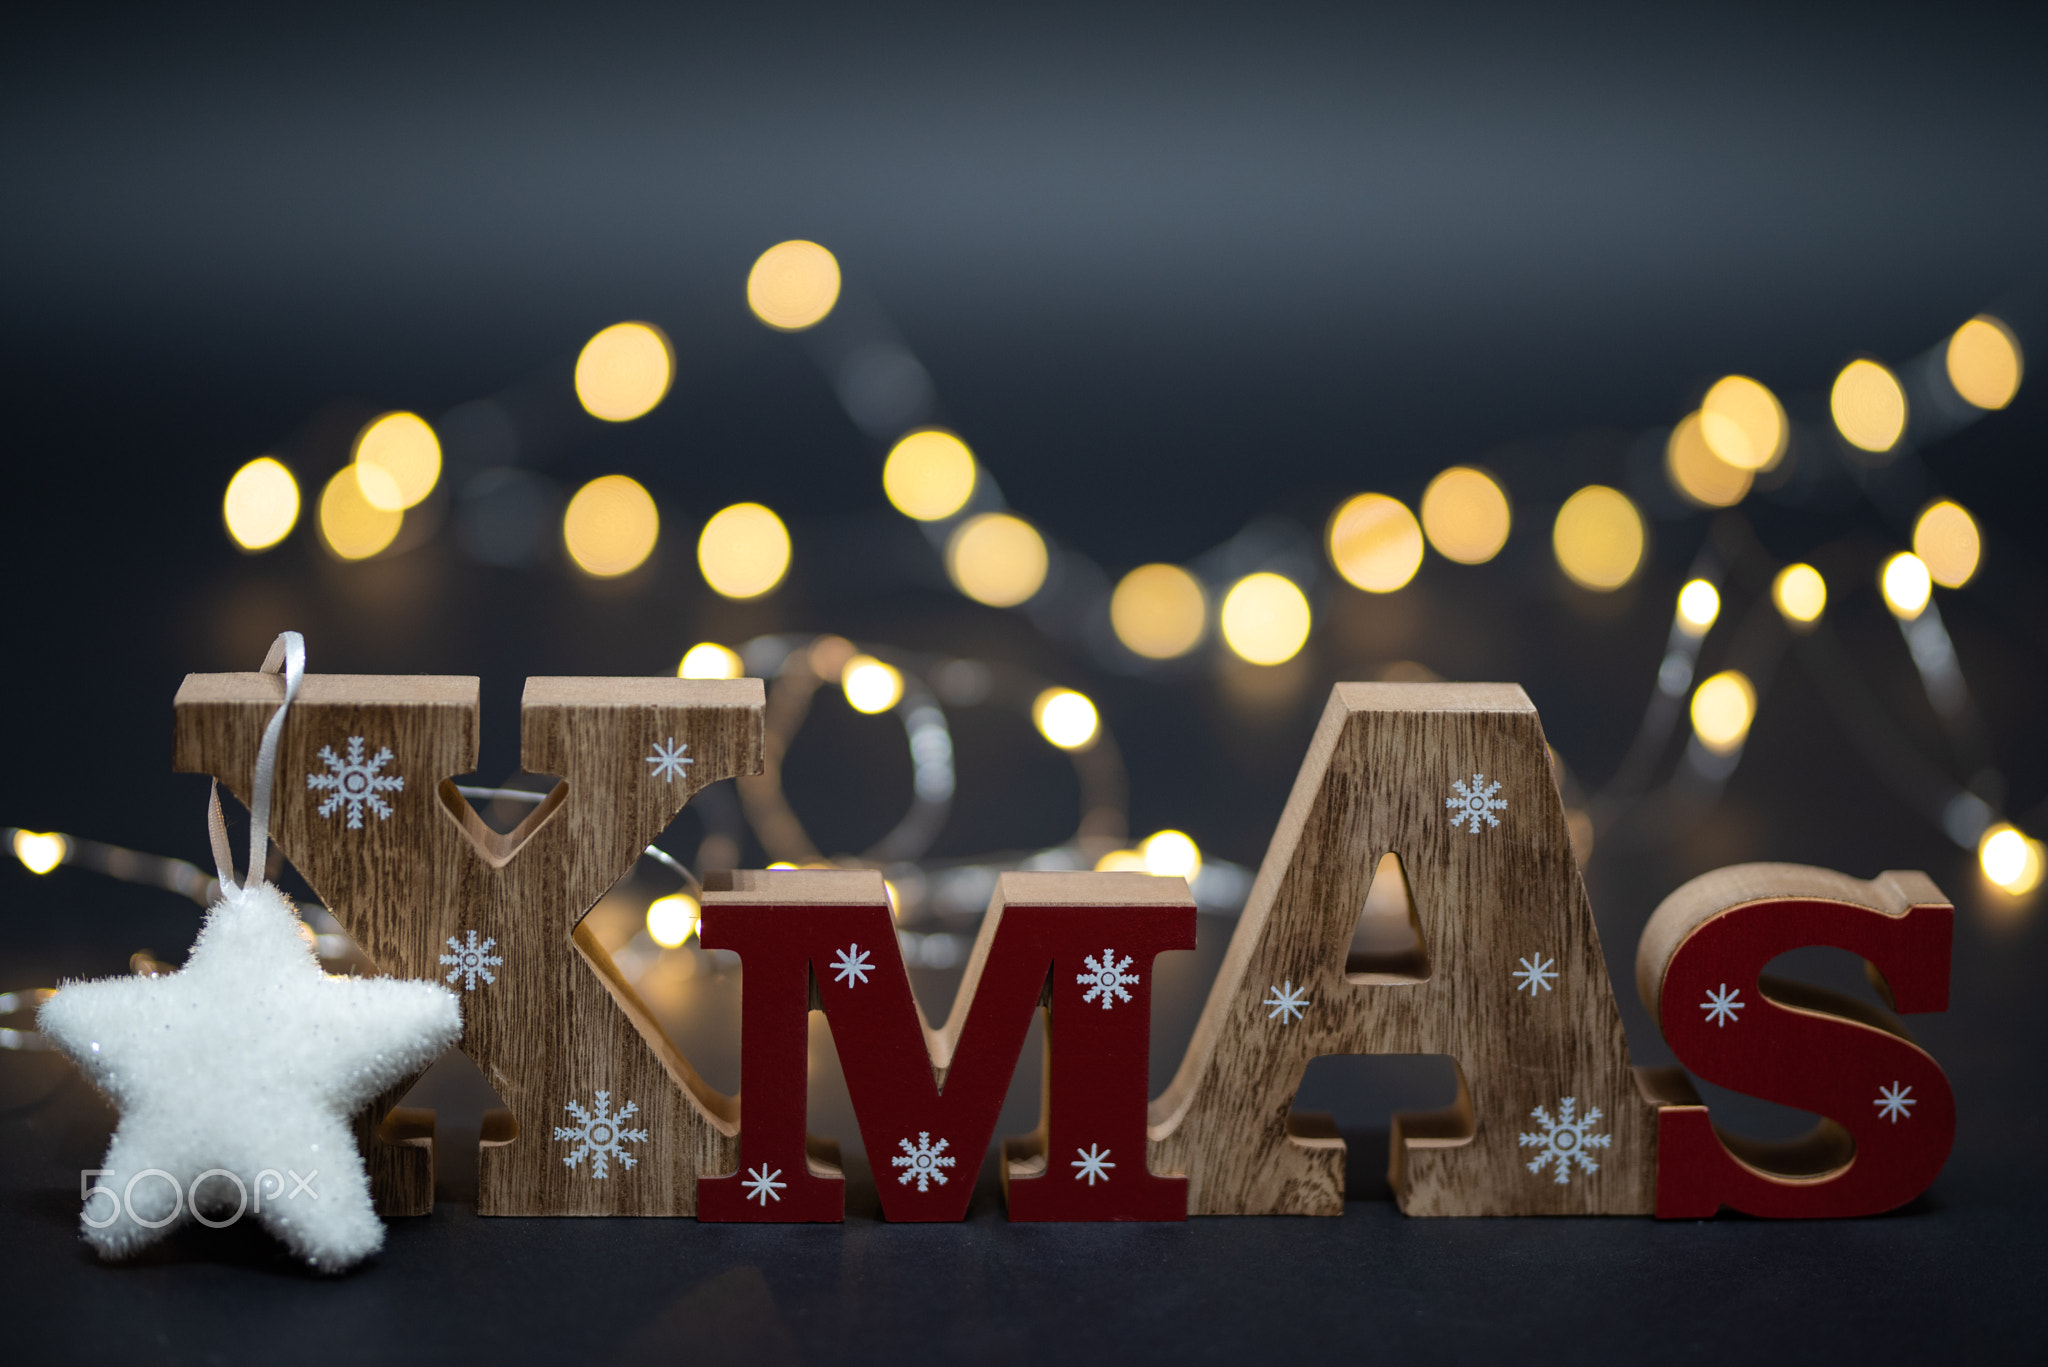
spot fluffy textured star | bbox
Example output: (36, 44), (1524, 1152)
(40, 881), (461, 1272)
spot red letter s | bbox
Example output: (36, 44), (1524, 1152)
(1638, 864), (1953, 1219)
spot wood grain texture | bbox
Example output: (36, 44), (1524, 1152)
(1148, 682), (1660, 1215)
(1636, 863), (1954, 1218)
(173, 673), (763, 1216)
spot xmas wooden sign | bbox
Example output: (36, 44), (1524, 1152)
(168, 671), (1955, 1227)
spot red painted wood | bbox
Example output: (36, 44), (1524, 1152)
(999, 910), (1192, 1222)
(698, 889), (1192, 1222)
(695, 906), (846, 1222)
(1653, 897), (1954, 1218)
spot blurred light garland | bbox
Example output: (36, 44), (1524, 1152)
(5, 557), (2038, 1052)
(0, 628), (1268, 1044)
(50, 254), (2048, 1015)
(15, 261), (2036, 1096)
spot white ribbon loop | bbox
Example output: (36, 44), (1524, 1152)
(209, 631), (306, 895)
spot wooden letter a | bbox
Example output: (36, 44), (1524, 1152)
(1148, 683), (1660, 1215)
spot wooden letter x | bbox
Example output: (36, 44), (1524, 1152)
(1149, 683), (1661, 1215)
(173, 672), (763, 1216)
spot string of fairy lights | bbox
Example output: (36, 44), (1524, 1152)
(2, 240), (2040, 1032)
(0, 623), (1247, 1034)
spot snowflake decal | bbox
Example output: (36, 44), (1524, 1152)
(742, 1165), (786, 1205)
(892, 1132), (955, 1192)
(1446, 773), (1507, 834)
(440, 929), (503, 991)
(1265, 980), (1311, 1024)
(306, 736), (404, 829)
(1875, 1082), (1916, 1123)
(1513, 954), (1557, 996)
(1519, 1096), (1610, 1184)
(1072, 1144), (1115, 1186)
(1077, 948), (1139, 1009)
(832, 945), (873, 987)
(554, 1091), (649, 1179)
(1700, 984), (1744, 1028)
(645, 737), (694, 784)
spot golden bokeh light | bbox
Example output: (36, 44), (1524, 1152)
(12, 830), (67, 875)
(222, 456), (301, 550)
(946, 513), (1048, 607)
(1328, 493), (1424, 593)
(1219, 572), (1311, 666)
(575, 322), (674, 422)
(1913, 501), (1981, 589)
(698, 503), (791, 599)
(1093, 848), (1149, 873)
(882, 430), (977, 521)
(677, 642), (743, 680)
(352, 461), (405, 512)
(1110, 563), (1206, 660)
(1419, 467), (1511, 564)
(1830, 359), (1907, 453)
(746, 240), (841, 331)
(1880, 552), (1932, 619)
(1772, 563), (1827, 626)
(1946, 315), (2022, 410)
(1140, 829), (1202, 880)
(1980, 824), (2044, 896)
(1691, 670), (1757, 755)
(842, 656), (904, 714)
(1552, 486), (1645, 591)
(1032, 688), (1099, 751)
(1664, 412), (1752, 508)
(318, 466), (404, 560)
(1699, 375), (1786, 471)
(646, 892), (701, 948)
(1677, 579), (1720, 634)
(352, 412), (442, 510)
(562, 474), (660, 577)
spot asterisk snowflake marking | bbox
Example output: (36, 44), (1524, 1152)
(439, 929), (503, 991)
(306, 736), (404, 829)
(1875, 1082), (1916, 1123)
(554, 1090), (649, 1179)
(1445, 773), (1507, 834)
(645, 737), (695, 784)
(1700, 983), (1745, 1028)
(1072, 1144), (1115, 1186)
(832, 945), (874, 987)
(1519, 1095), (1610, 1184)
(892, 1132), (955, 1191)
(1513, 954), (1557, 996)
(1077, 948), (1139, 1009)
(742, 1165), (786, 1205)
(1265, 979), (1311, 1024)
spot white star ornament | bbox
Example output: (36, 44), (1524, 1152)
(39, 880), (461, 1272)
